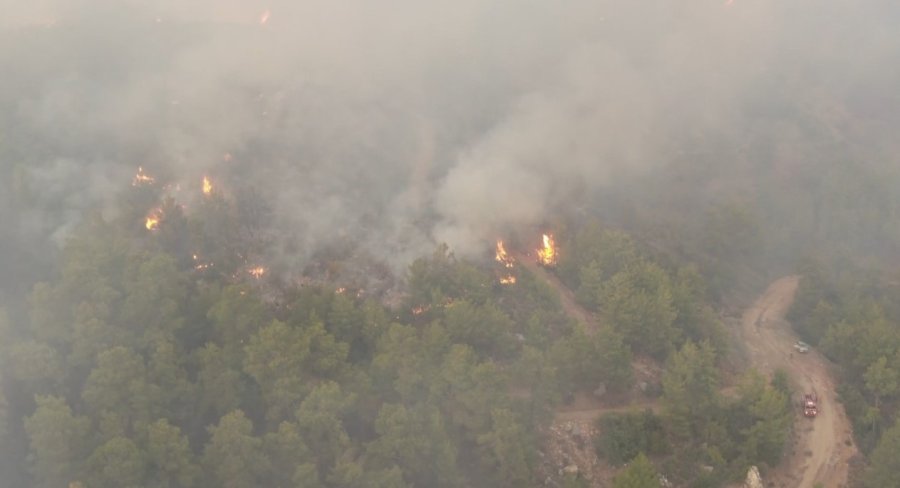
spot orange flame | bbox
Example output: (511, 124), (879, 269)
(537, 233), (558, 266)
(411, 297), (456, 315)
(495, 240), (515, 268)
(132, 166), (154, 186)
(500, 276), (516, 285)
(259, 9), (271, 25)
(192, 254), (213, 271)
(248, 266), (266, 279)
(202, 176), (213, 196)
(145, 209), (162, 230)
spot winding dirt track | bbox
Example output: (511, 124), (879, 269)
(512, 251), (598, 333)
(737, 276), (857, 488)
(517, 259), (857, 486)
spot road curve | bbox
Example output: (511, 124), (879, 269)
(738, 276), (858, 488)
(523, 265), (858, 486)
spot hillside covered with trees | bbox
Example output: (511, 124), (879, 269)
(3, 1), (900, 487)
(0, 178), (793, 487)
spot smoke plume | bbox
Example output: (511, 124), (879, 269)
(1, 0), (898, 282)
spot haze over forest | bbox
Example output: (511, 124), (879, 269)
(2, 1), (900, 487)
(2, 0), (898, 291)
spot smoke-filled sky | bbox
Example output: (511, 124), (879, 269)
(1, 0), (899, 283)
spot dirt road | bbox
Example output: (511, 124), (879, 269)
(522, 264), (858, 486)
(737, 276), (858, 488)
(512, 251), (598, 333)
(554, 392), (660, 422)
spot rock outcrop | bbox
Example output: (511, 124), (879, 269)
(743, 466), (764, 488)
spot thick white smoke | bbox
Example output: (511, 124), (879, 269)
(0, 0), (898, 275)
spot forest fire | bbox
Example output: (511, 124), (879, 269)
(132, 166), (154, 186)
(202, 176), (213, 196)
(192, 254), (213, 271)
(495, 240), (515, 268)
(495, 240), (517, 284)
(145, 209), (162, 230)
(537, 233), (558, 266)
(248, 266), (266, 279)
(411, 297), (457, 316)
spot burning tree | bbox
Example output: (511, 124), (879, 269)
(495, 240), (517, 285)
(537, 234), (558, 267)
(202, 176), (213, 196)
(495, 240), (515, 268)
(145, 209), (162, 230)
(132, 166), (154, 186)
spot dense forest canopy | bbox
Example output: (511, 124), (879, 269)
(0, 184), (789, 487)
(2, 1), (900, 487)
